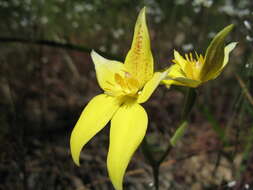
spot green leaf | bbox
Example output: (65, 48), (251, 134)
(200, 24), (234, 81)
(170, 120), (188, 146)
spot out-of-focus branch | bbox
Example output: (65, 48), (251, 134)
(0, 37), (123, 61)
(235, 73), (253, 106)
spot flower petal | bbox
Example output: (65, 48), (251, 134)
(91, 50), (124, 92)
(173, 50), (188, 72)
(200, 24), (234, 80)
(205, 42), (237, 81)
(70, 94), (121, 166)
(167, 64), (185, 78)
(124, 7), (154, 88)
(137, 69), (169, 103)
(107, 102), (148, 190)
(221, 42), (237, 69)
(168, 77), (201, 88)
(162, 64), (189, 86)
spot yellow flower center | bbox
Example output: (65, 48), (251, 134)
(183, 52), (205, 80)
(104, 71), (140, 98)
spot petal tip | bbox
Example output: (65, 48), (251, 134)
(173, 49), (180, 56)
(138, 7), (147, 22)
(70, 137), (81, 166)
(227, 24), (235, 30)
(90, 50), (99, 60)
(73, 159), (80, 167)
(140, 6), (146, 14)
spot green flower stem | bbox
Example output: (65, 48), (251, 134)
(170, 87), (197, 146)
(181, 87), (197, 120)
(142, 87), (197, 190)
(170, 120), (188, 146)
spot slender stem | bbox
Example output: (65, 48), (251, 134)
(152, 165), (160, 190)
(143, 88), (197, 189)
(158, 143), (173, 165)
(181, 87), (197, 120)
(152, 143), (173, 190)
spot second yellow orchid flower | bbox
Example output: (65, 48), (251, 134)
(70, 7), (168, 190)
(162, 25), (237, 88)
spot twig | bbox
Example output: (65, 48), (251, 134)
(0, 37), (123, 61)
(235, 73), (253, 106)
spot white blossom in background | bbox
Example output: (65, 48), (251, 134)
(40, 16), (48, 25)
(227, 181), (236, 188)
(208, 32), (216, 39)
(94, 24), (102, 31)
(246, 35), (253, 42)
(192, 0), (213, 8)
(243, 20), (252, 30)
(175, 0), (188, 5)
(245, 184), (250, 189)
(53, 6), (60, 13)
(84, 4), (93, 11)
(0, 1), (9, 7)
(219, 0), (250, 17)
(99, 45), (106, 52)
(20, 18), (29, 27)
(74, 4), (85, 13)
(72, 21), (79, 28)
(182, 43), (194, 51)
(112, 28), (124, 39)
(12, 0), (20, 6)
(144, 0), (163, 23)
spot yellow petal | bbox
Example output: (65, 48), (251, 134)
(124, 7), (154, 88)
(70, 94), (121, 166)
(167, 64), (185, 78)
(173, 50), (188, 71)
(137, 70), (169, 103)
(200, 24), (234, 80)
(169, 77), (201, 88)
(219, 42), (238, 71)
(162, 64), (187, 86)
(205, 42), (237, 81)
(91, 50), (124, 92)
(107, 102), (148, 190)
(204, 42), (237, 82)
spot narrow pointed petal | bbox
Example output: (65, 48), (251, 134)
(107, 102), (148, 190)
(167, 64), (185, 78)
(221, 42), (237, 70)
(124, 7), (154, 87)
(137, 69), (169, 103)
(169, 77), (201, 88)
(70, 94), (121, 166)
(162, 64), (189, 86)
(173, 50), (187, 71)
(205, 42), (237, 81)
(91, 50), (124, 92)
(201, 24), (234, 80)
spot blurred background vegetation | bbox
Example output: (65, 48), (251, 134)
(0, 0), (253, 189)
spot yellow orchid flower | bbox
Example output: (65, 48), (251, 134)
(70, 7), (168, 190)
(163, 25), (237, 88)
